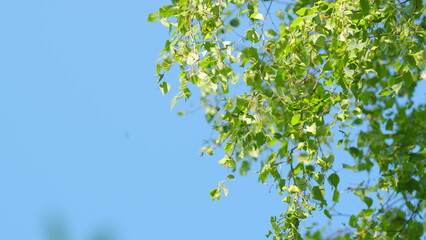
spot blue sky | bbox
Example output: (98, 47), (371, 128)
(0, 1), (286, 239)
(0, 1), (425, 240)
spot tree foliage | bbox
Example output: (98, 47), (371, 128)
(150, 0), (426, 239)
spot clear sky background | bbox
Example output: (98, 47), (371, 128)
(0, 1), (424, 240)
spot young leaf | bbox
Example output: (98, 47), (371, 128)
(250, 12), (264, 21)
(379, 89), (392, 96)
(287, 185), (301, 194)
(290, 17), (303, 29)
(147, 13), (157, 22)
(210, 189), (220, 200)
(391, 82), (403, 94)
(291, 114), (301, 126)
(170, 96), (178, 110)
(218, 156), (235, 168)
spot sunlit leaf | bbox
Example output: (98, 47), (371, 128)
(291, 114), (301, 126)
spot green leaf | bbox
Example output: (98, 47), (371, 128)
(170, 96), (178, 110)
(276, 9), (284, 20)
(298, 154), (310, 164)
(312, 34), (326, 47)
(332, 189), (340, 202)
(186, 52), (199, 65)
(240, 161), (249, 176)
(222, 187), (229, 197)
(385, 119), (393, 131)
(304, 123), (317, 135)
(224, 142), (234, 154)
(265, 29), (277, 38)
(403, 71), (413, 86)
(256, 132), (266, 147)
(401, 4), (414, 14)
(295, 7), (317, 16)
(227, 174), (235, 180)
(360, 0), (370, 14)
(147, 13), (157, 22)
(353, 107), (362, 118)
(342, 163), (357, 171)
(159, 82), (170, 95)
(290, 17), (303, 29)
(328, 173), (340, 188)
(312, 186), (326, 203)
(210, 189), (220, 200)
(379, 89), (392, 96)
(336, 139), (343, 148)
(363, 196), (373, 208)
(244, 29), (260, 43)
(295, 7), (308, 16)
(274, 133), (282, 139)
(349, 215), (357, 228)
(218, 156), (235, 167)
(288, 185), (301, 194)
(391, 82), (403, 94)
(230, 18), (240, 27)
(291, 114), (301, 126)
(159, 18), (170, 28)
(324, 209), (332, 219)
(250, 12), (264, 21)
(201, 146), (214, 156)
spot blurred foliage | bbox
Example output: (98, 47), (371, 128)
(45, 218), (115, 240)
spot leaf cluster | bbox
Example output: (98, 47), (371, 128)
(151, 0), (426, 238)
